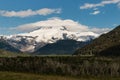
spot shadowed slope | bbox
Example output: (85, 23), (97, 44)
(74, 25), (120, 56)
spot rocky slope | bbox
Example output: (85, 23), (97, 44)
(0, 36), (20, 53)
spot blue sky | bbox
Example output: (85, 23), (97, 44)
(0, 0), (120, 35)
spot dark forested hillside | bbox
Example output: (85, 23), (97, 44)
(74, 25), (120, 56)
(35, 40), (90, 55)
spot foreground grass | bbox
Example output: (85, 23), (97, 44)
(0, 72), (119, 80)
(0, 72), (78, 80)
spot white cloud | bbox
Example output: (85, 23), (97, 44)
(90, 10), (100, 15)
(0, 8), (61, 18)
(12, 17), (88, 32)
(11, 18), (111, 35)
(90, 28), (112, 34)
(93, 8), (98, 10)
(80, 0), (120, 9)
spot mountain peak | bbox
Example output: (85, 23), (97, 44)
(1, 26), (99, 53)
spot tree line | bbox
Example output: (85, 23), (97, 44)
(0, 56), (119, 77)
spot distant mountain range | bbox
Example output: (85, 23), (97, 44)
(74, 25), (120, 56)
(0, 26), (98, 54)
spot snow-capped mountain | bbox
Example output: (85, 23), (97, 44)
(2, 26), (99, 53)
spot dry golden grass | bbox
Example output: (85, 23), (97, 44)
(0, 71), (119, 80)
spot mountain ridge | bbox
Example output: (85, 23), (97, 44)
(0, 37), (20, 53)
(1, 26), (99, 53)
(74, 25), (120, 56)
(34, 39), (91, 55)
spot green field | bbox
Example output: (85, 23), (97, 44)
(0, 71), (119, 80)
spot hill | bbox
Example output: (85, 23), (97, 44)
(0, 38), (20, 53)
(34, 39), (90, 55)
(74, 25), (120, 56)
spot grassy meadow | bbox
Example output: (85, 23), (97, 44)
(0, 71), (120, 80)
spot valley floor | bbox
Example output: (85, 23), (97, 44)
(0, 71), (120, 80)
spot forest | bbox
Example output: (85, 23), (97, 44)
(0, 56), (119, 77)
